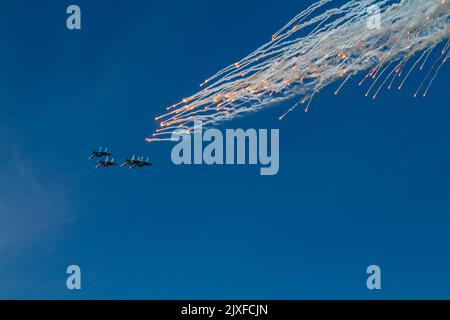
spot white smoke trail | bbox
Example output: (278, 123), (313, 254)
(148, 0), (450, 142)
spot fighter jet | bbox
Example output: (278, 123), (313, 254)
(134, 156), (152, 168)
(95, 157), (118, 168)
(89, 147), (112, 160)
(121, 155), (152, 169)
(120, 155), (138, 168)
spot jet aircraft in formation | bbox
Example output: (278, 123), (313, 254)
(88, 147), (152, 169)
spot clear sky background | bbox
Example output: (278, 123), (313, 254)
(0, 0), (449, 299)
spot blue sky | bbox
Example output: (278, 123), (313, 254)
(1, 0), (450, 299)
